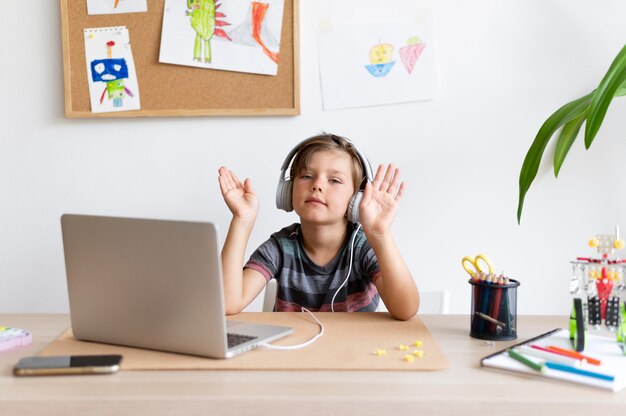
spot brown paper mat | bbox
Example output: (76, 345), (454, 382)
(39, 313), (449, 371)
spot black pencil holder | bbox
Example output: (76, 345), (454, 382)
(469, 278), (519, 341)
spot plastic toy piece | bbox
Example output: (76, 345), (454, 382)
(606, 297), (620, 328)
(413, 340), (423, 347)
(588, 296), (601, 326)
(618, 302), (626, 355)
(596, 269), (614, 320)
(0, 327), (32, 352)
(373, 349), (387, 357)
(403, 354), (415, 362)
(569, 225), (625, 352)
(412, 350), (424, 358)
(569, 298), (585, 352)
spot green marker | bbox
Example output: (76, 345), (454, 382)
(507, 348), (546, 373)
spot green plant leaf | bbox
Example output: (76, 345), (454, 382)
(616, 78), (626, 97)
(585, 43), (626, 148)
(517, 92), (593, 224)
(554, 110), (587, 177)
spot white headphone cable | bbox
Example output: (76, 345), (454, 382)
(256, 307), (324, 350)
(331, 223), (361, 312)
(258, 224), (361, 350)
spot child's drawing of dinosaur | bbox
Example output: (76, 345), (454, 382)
(186, 0), (231, 63)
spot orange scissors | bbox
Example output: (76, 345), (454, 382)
(462, 254), (494, 280)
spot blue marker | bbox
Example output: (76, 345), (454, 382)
(544, 361), (614, 382)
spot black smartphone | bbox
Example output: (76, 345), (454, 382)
(13, 355), (122, 376)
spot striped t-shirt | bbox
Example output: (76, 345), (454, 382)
(245, 223), (381, 312)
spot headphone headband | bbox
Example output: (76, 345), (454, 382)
(276, 134), (373, 224)
(278, 134), (373, 184)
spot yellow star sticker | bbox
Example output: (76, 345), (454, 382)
(374, 349), (387, 356)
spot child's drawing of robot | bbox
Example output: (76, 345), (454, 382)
(90, 41), (134, 108)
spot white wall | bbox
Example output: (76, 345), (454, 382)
(2, 0), (626, 314)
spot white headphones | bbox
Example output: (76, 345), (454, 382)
(275, 134), (373, 224)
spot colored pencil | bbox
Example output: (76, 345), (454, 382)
(545, 345), (601, 366)
(519, 345), (581, 366)
(507, 348), (545, 373)
(489, 275), (504, 332)
(478, 274), (491, 334)
(544, 361), (613, 382)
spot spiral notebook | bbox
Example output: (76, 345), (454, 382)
(481, 328), (626, 391)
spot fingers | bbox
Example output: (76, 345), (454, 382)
(373, 164), (404, 198)
(395, 182), (407, 201)
(218, 175), (229, 195)
(373, 164), (385, 186)
(217, 167), (231, 195)
(380, 165), (395, 192)
(361, 181), (373, 205)
(388, 168), (401, 195)
(218, 166), (243, 191)
(243, 178), (255, 194)
(218, 166), (233, 189)
(229, 170), (243, 188)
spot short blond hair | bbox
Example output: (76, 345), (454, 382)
(290, 134), (365, 191)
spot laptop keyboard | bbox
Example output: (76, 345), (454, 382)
(227, 333), (258, 348)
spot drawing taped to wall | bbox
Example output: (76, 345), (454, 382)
(84, 27), (141, 113)
(365, 43), (396, 77)
(159, 0), (285, 76)
(318, 16), (439, 110)
(398, 36), (425, 74)
(91, 41), (135, 108)
(86, 0), (147, 15)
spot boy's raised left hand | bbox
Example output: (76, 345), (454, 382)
(218, 166), (259, 225)
(359, 164), (406, 239)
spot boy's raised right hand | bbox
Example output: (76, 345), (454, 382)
(218, 167), (259, 224)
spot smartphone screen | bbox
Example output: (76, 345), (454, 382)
(13, 355), (122, 376)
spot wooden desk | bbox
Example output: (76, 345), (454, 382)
(1, 314), (624, 415)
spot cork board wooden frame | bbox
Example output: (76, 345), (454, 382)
(60, 0), (300, 117)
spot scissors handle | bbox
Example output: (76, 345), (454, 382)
(461, 254), (495, 279)
(461, 256), (479, 278)
(474, 254), (494, 275)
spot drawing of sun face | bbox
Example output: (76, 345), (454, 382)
(365, 43), (396, 77)
(369, 43), (394, 64)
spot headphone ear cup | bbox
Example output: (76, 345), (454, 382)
(276, 180), (294, 212)
(346, 191), (363, 224)
(276, 181), (285, 210)
(283, 181), (293, 212)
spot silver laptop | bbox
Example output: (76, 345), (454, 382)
(61, 214), (293, 359)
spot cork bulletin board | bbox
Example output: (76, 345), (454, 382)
(59, 0), (300, 117)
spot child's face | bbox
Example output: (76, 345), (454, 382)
(292, 149), (356, 226)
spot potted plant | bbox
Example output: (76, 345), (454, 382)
(517, 44), (626, 223)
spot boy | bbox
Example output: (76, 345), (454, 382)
(218, 134), (419, 320)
